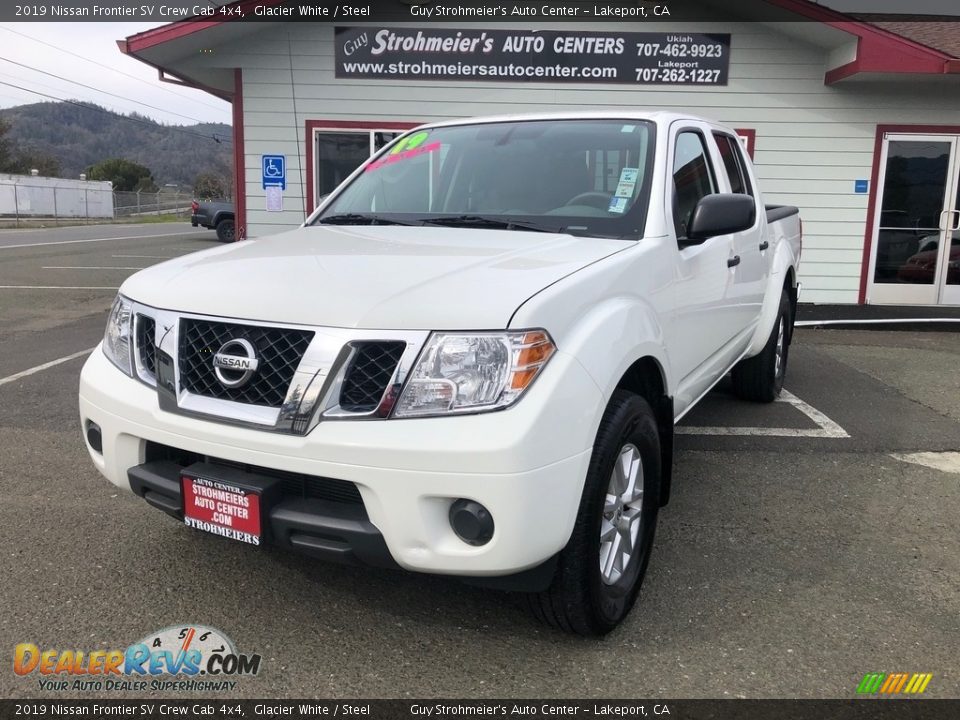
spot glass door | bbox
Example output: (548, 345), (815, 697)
(939, 182), (960, 305)
(867, 134), (960, 306)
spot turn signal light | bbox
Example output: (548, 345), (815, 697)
(510, 331), (556, 391)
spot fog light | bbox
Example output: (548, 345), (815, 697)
(86, 422), (103, 454)
(449, 499), (494, 546)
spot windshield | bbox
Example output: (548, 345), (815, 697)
(312, 119), (656, 238)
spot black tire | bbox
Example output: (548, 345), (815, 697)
(731, 290), (791, 403)
(215, 218), (236, 243)
(527, 390), (661, 636)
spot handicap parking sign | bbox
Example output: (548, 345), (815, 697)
(262, 155), (286, 190)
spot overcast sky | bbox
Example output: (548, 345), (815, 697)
(0, 0), (955, 127)
(0, 23), (232, 125)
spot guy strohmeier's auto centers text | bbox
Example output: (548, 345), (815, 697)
(13, 2), (671, 20)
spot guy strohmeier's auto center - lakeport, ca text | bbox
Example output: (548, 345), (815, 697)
(255, 3), (668, 18)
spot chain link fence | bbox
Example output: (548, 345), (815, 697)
(112, 190), (194, 219)
(0, 176), (195, 227)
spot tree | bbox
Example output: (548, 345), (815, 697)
(0, 119), (61, 177)
(134, 175), (158, 193)
(9, 149), (61, 178)
(85, 158), (154, 191)
(193, 172), (228, 199)
(0, 117), (14, 172)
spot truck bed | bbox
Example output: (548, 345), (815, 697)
(765, 204), (800, 223)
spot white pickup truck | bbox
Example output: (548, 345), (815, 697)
(79, 112), (801, 635)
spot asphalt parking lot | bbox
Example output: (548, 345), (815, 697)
(1, 223), (958, 699)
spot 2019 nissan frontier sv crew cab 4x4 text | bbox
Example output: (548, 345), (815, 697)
(79, 113), (801, 636)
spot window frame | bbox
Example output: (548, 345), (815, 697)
(712, 131), (755, 198)
(670, 127), (719, 242)
(305, 120), (421, 214)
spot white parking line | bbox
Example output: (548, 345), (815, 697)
(0, 347), (96, 387)
(0, 285), (119, 290)
(42, 266), (147, 270)
(112, 255), (173, 259)
(0, 230), (197, 251)
(891, 452), (960, 474)
(796, 318), (960, 327)
(677, 390), (850, 438)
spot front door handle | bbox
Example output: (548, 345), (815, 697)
(759, 240), (769, 251)
(727, 255), (741, 268)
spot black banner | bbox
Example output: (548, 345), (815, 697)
(335, 27), (730, 86)
(3, 1), (959, 23)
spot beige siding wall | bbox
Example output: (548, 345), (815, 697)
(225, 22), (960, 304)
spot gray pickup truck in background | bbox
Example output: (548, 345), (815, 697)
(190, 199), (235, 242)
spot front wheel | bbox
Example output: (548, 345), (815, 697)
(731, 290), (791, 403)
(527, 390), (660, 636)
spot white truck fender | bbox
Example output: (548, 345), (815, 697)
(745, 237), (798, 357)
(541, 296), (673, 405)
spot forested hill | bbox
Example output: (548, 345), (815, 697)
(0, 100), (232, 188)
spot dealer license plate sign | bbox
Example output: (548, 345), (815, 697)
(182, 476), (261, 545)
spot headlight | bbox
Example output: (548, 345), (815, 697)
(393, 330), (555, 418)
(102, 294), (134, 376)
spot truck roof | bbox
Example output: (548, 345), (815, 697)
(415, 111), (720, 131)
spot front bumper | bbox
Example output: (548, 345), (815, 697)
(127, 458), (399, 571)
(79, 346), (604, 577)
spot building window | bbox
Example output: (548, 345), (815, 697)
(310, 124), (415, 208)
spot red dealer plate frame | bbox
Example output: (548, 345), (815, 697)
(181, 476), (262, 545)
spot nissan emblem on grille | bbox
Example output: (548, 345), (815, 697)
(213, 338), (260, 388)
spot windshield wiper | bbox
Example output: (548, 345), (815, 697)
(420, 215), (557, 233)
(315, 213), (417, 226)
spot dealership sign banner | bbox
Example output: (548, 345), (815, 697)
(336, 27), (730, 86)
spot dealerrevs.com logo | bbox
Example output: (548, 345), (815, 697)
(13, 625), (262, 692)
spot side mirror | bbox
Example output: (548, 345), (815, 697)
(685, 194), (756, 244)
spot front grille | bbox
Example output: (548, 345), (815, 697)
(339, 341), (406, 413)
(144, 441), (364, 505)
(179, 319), (314, 408)
(135, 314), (157, 378)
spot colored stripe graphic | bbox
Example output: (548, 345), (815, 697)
(904, 674), (933, 694)
(857, 673), (886, 694)
(857, 672), (932, 695)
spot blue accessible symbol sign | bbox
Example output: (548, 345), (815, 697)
(262, 155), (286, 190)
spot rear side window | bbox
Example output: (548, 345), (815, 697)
(713, 133), (754, 197)
(672, 131), (717, 239)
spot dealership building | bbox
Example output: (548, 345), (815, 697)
(119, 0), (960, 306)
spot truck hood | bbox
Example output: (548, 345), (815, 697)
(120, 225), (629, 329)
